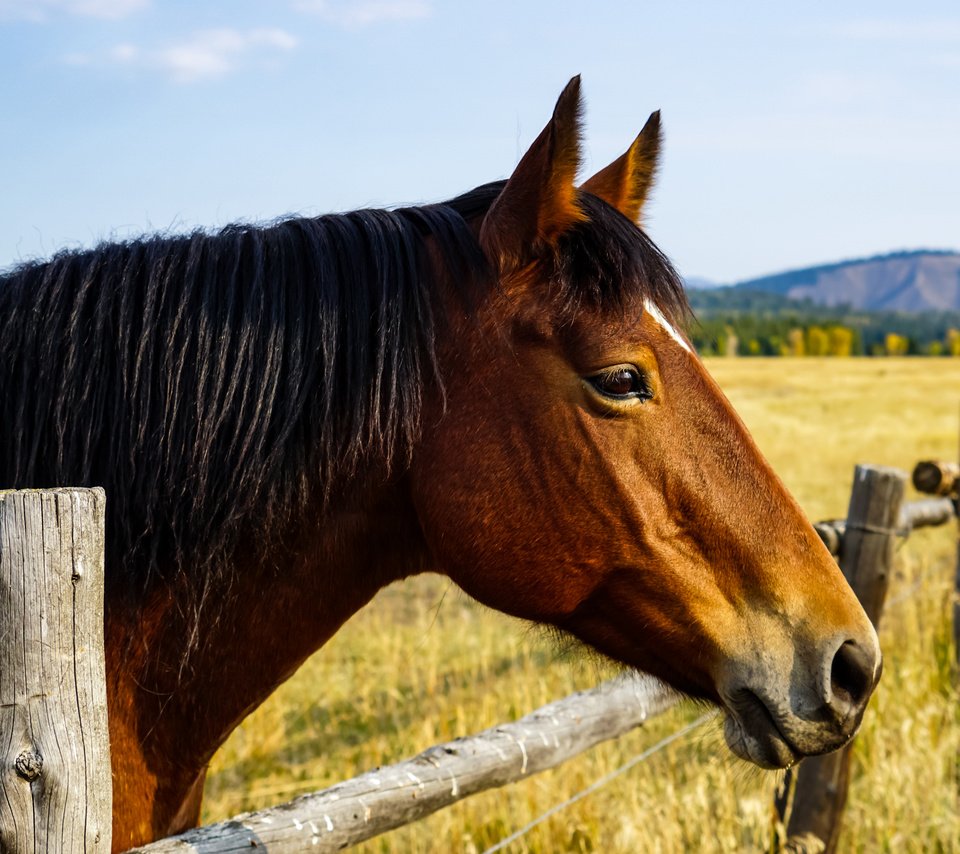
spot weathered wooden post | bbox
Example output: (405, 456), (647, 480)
(0, 488), (111, 852)
(774, 465), (906, 854)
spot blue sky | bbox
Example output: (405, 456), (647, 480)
(1, 1), (958, 282)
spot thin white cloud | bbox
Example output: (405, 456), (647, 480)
(74, 28), (299, 82)
(0, 0), (148, 21)
(294, 0), (429, 28)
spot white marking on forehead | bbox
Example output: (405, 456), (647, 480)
(643, 298), (692, 353)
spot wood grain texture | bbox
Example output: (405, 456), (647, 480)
(128, 674), (678, 853)
(0, 488), (111, 853)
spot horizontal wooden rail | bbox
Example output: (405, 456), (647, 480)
(129, 675), (680, 853)
(814, 496), (956, 556)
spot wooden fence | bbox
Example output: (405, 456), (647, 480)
(0, 463), (956, 853)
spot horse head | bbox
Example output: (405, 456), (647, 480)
(411, 77), (880, 769)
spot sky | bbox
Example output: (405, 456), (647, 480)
(1, 1), (958, 283)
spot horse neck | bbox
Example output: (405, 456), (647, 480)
(106, 476), (429, 846)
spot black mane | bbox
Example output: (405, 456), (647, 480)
(0, 183), (687, 610)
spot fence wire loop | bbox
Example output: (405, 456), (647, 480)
(845, 521), (904, 537)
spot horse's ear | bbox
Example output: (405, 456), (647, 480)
(480, 76), (586, 267)
(580, 110), (661, 223)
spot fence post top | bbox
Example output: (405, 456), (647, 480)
(0, 486), (106, 499)
(852, 464), (907, 482)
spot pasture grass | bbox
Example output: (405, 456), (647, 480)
(203, 357), (960, 852)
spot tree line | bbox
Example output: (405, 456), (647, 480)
(687, 290), (960, 356)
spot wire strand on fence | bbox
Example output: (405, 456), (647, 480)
(887, 564), (951, 608)
(481, 710), (718, 854)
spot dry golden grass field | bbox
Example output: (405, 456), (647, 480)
(203, 358), (960, 853)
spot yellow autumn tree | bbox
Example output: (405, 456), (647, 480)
(947, 328), (960, 356)
(806, 326), (829, 356)
(787, 328), (805, 356)
(827, 326), (854, 356)
(885, 333), (909, 356)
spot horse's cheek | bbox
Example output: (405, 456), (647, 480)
(406, 431), (544, 619)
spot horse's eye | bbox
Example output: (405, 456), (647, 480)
(588, 367), (652, 402)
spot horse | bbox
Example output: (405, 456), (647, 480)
(0, 77), (880, 851)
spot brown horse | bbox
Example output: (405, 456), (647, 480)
(0, 77), (880, 850)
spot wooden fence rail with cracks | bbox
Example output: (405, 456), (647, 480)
(130, 676), (680, 853)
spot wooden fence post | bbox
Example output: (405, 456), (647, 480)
(774, 465), (906, 854)
(0, 489), (112, 852)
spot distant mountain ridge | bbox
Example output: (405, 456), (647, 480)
(726, 250), (960, 312)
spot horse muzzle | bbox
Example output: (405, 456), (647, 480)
(718, 629), (882, 769)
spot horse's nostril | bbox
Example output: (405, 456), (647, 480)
(829, 639), (875, 716)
